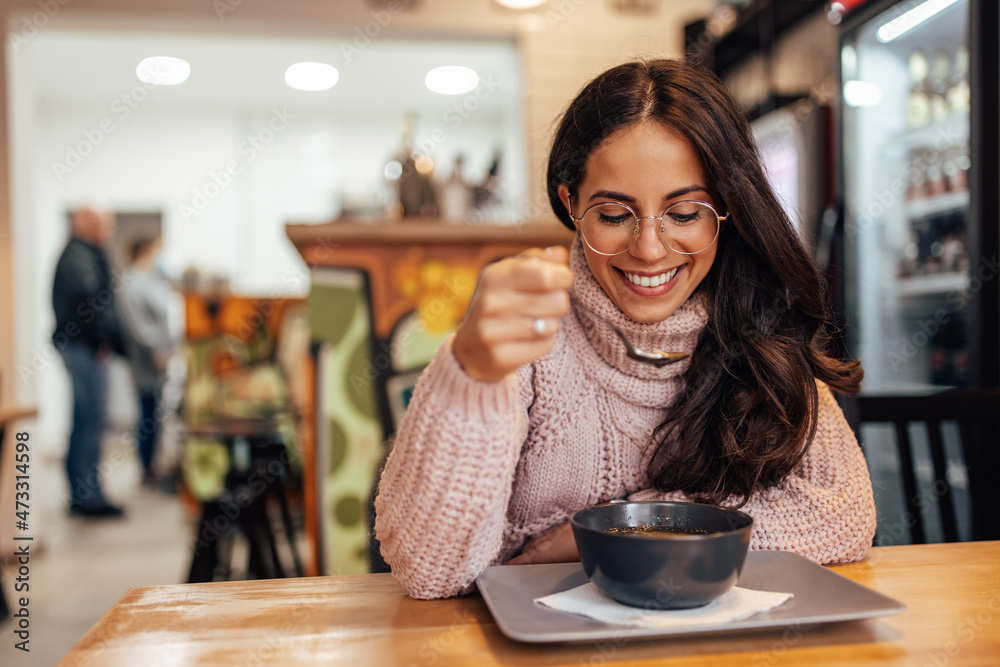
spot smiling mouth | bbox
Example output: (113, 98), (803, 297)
(622, 267), (679, 288)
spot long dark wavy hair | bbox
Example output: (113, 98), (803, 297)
(547, 59), (863, 507)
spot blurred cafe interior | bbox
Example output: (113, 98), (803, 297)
(0, 0), (998, 663)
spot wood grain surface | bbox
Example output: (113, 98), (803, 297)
(60, 541), (1000, 666)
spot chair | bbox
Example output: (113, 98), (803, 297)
(179, 294), (309, 581)
(185, 417), (305, 582)
(843, 388), (1000, 544)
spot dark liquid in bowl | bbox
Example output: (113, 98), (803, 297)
(605, 525), (717, 536)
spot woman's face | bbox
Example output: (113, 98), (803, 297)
(559, 121), (719, 324)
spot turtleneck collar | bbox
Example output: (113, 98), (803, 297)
(567, 235), (709, 382)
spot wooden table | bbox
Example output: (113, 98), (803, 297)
(60, 541), (1000, 666)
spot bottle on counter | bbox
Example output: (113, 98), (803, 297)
(439, 155), (471, 224)
(471, 150), (502, 213)
(384, 112), (438, 219)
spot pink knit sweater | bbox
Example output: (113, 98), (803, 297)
(375, 239), (876, 600)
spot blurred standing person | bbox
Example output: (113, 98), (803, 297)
(52, 205), (127, 517)
(119, 233), (174, 486)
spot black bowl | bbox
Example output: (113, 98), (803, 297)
(570, 501), (753, 609)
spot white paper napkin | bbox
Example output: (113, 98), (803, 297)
(535, 583), (792, 628)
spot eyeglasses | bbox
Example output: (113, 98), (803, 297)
(569, 196), (727, 257)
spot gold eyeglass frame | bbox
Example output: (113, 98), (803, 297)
(568, 195), (728, 257)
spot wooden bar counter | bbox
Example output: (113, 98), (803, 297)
(284, 218), (574, 578)
(286, 218), (574, 340)
(60, 541), (1000, 666)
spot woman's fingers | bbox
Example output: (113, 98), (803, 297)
(456, 339), (559, 382)
(453, 246), (573, 382)
(472, 314), (559, 343)
(519, 244), (571, 265)
(453, 337), (557, 381)
(475, 286), (570, 321)
(482, 250), (573, 294)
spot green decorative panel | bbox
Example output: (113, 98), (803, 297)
(391, 312), (450, 371)
(310, 269), (384, 576)
(308, 281), (362, 347)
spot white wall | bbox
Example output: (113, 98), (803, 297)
(7, 0), (717, 453)
(15, 45), (520, 454)
(36, 107), (515, 289)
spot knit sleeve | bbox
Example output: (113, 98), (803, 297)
(374, 335), (531, 599)
(629, 381), (876, 564)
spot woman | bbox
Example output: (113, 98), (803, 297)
(120, 233), (175, 485)
(375, 59), (875, 600)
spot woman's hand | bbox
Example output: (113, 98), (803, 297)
(452, 246), (573, 382)
(508, 520), (580, 564)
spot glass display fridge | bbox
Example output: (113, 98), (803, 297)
(835, 0), (1000, 544)
(837, 0), (998, 393)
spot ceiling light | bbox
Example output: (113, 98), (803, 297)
(495, 0), (547, 8)
(285, 62), (339, 91)
(136, 57), (190, 86)
(843, 80), (883, 107)
(876, 0), (961, 43)
(425, 66), (479, 95)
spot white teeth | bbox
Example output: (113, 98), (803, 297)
(624, 267), (678, 287)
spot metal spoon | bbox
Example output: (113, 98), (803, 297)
(569, 295), (689, 367)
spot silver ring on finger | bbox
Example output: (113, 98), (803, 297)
(532, 318), (547, 336)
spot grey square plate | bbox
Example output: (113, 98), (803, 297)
(475, 550), (905, 643)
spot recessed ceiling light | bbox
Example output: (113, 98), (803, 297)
(136, 57), (190, 85)
(425, 66), (480, 95)
(495, 0), (547, 8)
(285, 62), (340, 91)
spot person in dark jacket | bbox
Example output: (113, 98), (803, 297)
(52, 206), (127, 517)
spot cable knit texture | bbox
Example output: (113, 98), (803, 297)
(375, 237), (876, 600)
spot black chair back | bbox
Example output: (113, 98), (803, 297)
(844, 388), (1000, 544)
